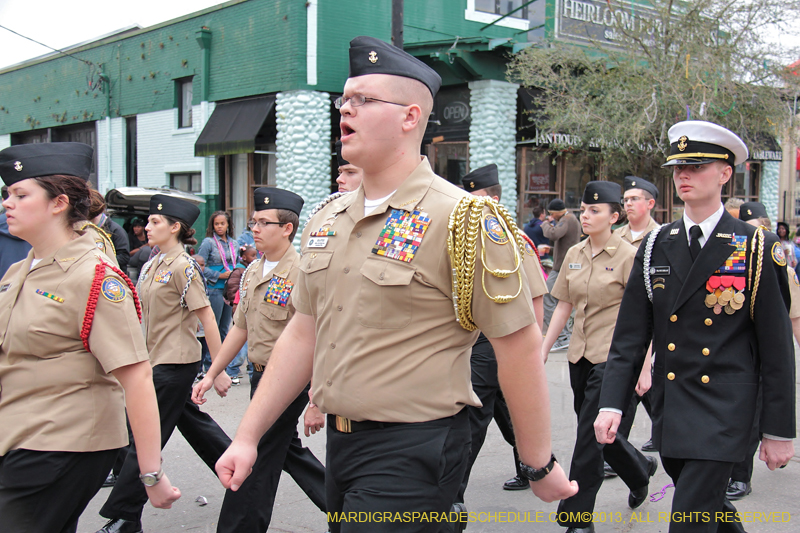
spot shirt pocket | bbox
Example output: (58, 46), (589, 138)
(259, 300), (289, 322)
(357, 257), (416, 329)
(26, 298), (77, 358)
(299, 251), (334, 311)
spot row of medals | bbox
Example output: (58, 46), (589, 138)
(705, 287), (745, 315)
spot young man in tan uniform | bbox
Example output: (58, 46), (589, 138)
(193, 187), (325, 533)
(214, 36), (576, 532)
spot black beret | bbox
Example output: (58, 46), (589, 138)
(582, 181), (621, 205)
(0, 142), (93, 186)
(461, 164), (499, 193)
(548, 198), (566, 211)
(349, 36), (442, 97)
(335, 140), (350, 167)
(253, 187), (304, 215)
(149, 194), (200, 226)
(623, 176), (658, 200)
(738, 201), (768, 222)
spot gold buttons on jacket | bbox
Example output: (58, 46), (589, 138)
(670, 315), (677, 322)
(705, 318), (713, 326)
(702, 348), (710, 356)
(668, 343), (676, 351)
(701, 375), (710, 384)
(667, 372), (675, 380)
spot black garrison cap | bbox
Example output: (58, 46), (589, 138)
(348, 36), (442, 97)
(253, 187), (304, 215)
(582, 181), (622, 205)
(149, 194), (200, 226)
(0, 142), (93, 186)
(335, 141), (350, 167)
(461, 164), (499, 193)
(738, 201), (768, 222)
(623, 176), (659, 200)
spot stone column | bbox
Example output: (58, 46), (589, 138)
(468, 79), (519, 219)
(760, 160), (780, 228)
(276, 90), (332, 245)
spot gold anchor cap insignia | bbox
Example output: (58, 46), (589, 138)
(470, 181), (474, 189)
(593, 193), (599, 200)
(13, 161), (22, 171)
(677, 136), (688, 151)
(157, 203), (163, 210)
(264, 197), (270, 205)
(368, 51), (378, 63)
(631, 181), (636, 186)
(747, 209), (752, 215)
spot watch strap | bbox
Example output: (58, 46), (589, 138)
(519, 453), (557, 482)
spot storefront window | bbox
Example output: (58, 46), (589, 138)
(519, 148), (557, 220)
(563, 153), (599, 209)
(427, 142), (469, 186)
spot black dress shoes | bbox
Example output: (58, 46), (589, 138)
(502, 475), (530, 490)
(628, 455), (658, 509)
(726, 480), (752, 501)
(95, 518), (143, 533)
(603, 461), (618, 478)
(565, 524), (595, 533)
(641, 439), (656, 452)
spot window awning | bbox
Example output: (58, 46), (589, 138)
(195, 96), (275, 157)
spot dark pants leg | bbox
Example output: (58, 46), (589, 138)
(661, 457), (746, 533)
(176, 399), (231, 471)
(618, 391), (652, 440)
(100, 362), (228, 522)
(216, 381), (325, 533)
(326, 409), (471, 533)
(558, 360), (651, 528)
(0, 448), (117, 533)
(730, 390), (761, 484)
(492, 391), (522, 479)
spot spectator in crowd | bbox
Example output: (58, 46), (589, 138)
(776, 221), (797, 269)
(523, 205), (548, 249)
(128, 218), (149, 256)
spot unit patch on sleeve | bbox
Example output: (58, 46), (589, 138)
(772, 242), (787, 266)
(264, 276), (294, 307)
(482, 214), (509, 245)
(101, 277), (127, 303)
(372, 209), (431, 263)
(184, 265), (198, 281)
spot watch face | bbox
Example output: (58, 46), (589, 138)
(141, 473), (158, 486)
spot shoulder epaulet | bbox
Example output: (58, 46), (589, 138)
(79, 221), (116, 257)
(81, 260), (141, 352)
(303, 191), (353, 232)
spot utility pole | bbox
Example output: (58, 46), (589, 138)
(392, 0), (403, 49)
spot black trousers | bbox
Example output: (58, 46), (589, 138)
(618, 390), (653, 441)
(661, 457), (746, 533)
(557, 358), (651, 527)
(457, 339), (521, 502)
(730, 388), (762, 484)
(0, 448), (118, 533)
(216, 377), (325, 533)
(326, 409), (470, 533)
(100, 362), (231, 522)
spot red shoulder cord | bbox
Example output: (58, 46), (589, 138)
(520, 232), (546, 272)
(81, 260), (143, 352)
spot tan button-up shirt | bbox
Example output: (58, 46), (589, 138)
(74, 221), (119, 266)
(614, 217), (661, 249)
(521, 240), (549, 302)
(550, 232), (636, 364)
(233, 245), (299, 366)
(138, 243), (209, 366)
(294, 158), (535, 423)
(0, 233), (148, 455)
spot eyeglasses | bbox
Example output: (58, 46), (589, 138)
(334, 94), (408, 109)
(622, 196), (644, 204)
(248, 220), (285, 229)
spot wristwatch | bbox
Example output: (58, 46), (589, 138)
(139, 466), (165, 487)
(519, 454), (557, 482)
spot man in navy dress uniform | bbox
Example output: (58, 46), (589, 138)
(594, 121), (795, 533)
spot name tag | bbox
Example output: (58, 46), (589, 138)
(649, 266), (671, 275)
(307, 237), (328, 248)
(568, 263), (582, 270)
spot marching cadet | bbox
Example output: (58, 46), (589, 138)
(456, 164), (548, 506)
(595, 121), (795, 533)
(0, 143), (180, 533)
(543, 181), (657, 533)
(335, 140), (364, 193)
(215, 36), (576, 532)
(613, 176), (661, 455)
(726, 202), (800, 502)
(97, 195), (231, 533)
(193, 187), (326, 533)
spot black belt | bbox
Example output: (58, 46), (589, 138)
(252, 363), (265, 372)
(327, 414), (407, 434)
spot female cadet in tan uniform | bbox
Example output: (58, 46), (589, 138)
(0, 143), (180, 533)
(97, 194), (230, 533)
(542, 181), (656, 533)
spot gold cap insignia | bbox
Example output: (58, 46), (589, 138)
(157, 203), (163, 210)
(13, 161), (22, 171)
(747, 209), (752, 215)
(470, 181), (474, 189)
(593, 193), (599, 200)
(631, 181), (636, 186)
(368, 51), (378, 63)
(264, 197), (270, 205)
(677, 135), (688, 151)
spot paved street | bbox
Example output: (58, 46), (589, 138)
(78, 349), (800, 533)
